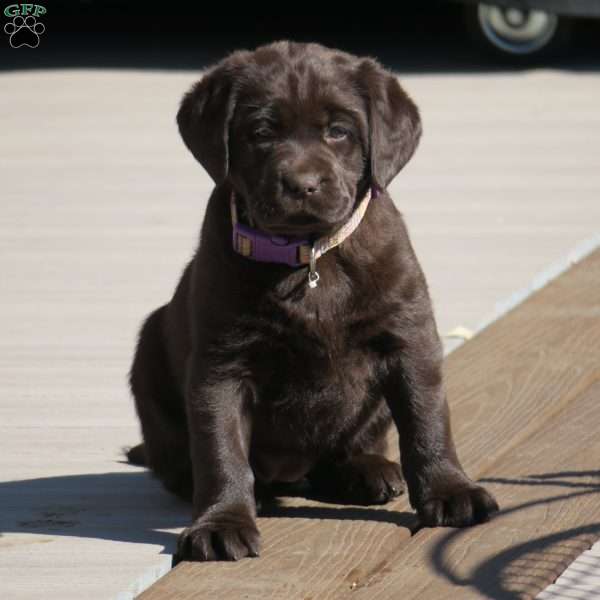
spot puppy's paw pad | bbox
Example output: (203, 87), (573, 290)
(419, 485), (498, 527)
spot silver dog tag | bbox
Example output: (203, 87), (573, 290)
(308, 245), (319, 288)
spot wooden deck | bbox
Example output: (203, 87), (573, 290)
(139, 251), (600, 599)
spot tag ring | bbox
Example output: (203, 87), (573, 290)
(308, 245), (320, 288)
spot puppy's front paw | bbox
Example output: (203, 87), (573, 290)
(417, 479), (498, 527)
(175, 505), (261, 562)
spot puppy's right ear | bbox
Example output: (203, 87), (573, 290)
(177, 59), (245, 184)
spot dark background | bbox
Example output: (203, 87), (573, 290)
(1, 1), (599, 72)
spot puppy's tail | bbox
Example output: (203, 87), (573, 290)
(124, 442), (147, 466)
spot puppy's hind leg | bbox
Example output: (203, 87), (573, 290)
(129, 305), (192, 501)
(309, 453), (405, 505)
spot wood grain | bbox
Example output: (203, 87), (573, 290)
(350, 380), (600, 599)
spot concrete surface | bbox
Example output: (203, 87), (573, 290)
(1, 64), (599, 599)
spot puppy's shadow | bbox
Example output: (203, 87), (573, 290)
(259, 480), (418, 530)
(0, 470), (189, 555)
(0, 469), (416, 556)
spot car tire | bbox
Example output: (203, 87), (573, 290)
(466, 3), (571, 61)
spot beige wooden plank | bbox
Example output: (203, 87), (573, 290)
(140, 250), (600, 599)
(430, 246), (600, 477)
(345, 250), (600, 599)
(350, 380), (600, 599)
(137, 501), (417, 600)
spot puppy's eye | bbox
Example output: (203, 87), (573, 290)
(326, 125), (350, 140)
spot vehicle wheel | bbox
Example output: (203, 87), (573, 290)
(466, 3), (571, 60)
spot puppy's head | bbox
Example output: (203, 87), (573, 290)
(177, 41), (421, 236)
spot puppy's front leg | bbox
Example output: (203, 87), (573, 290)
(175, 368), (260, 562)
(384, 332), (498, 527)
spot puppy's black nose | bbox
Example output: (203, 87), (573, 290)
(281, 172), (322, 197)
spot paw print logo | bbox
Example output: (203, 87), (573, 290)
(4, 15), (45, 48)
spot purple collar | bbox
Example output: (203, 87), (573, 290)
(230, 188), (375, 271)
(232, 220), (309, 267)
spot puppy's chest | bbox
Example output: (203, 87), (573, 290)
(249, 308), (387, 408)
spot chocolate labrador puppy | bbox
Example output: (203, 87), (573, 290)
(128, 41), (498, 562)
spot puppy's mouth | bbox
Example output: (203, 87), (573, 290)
(253, 202), (355, 238)
(261, 215), (335, 237)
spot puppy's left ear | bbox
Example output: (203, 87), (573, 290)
(177, 55), (247, 184)
(357, 59), (422, 192)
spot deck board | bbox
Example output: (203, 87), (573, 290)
(139, 251), (600, 597)
(350, 381), (600, 600)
